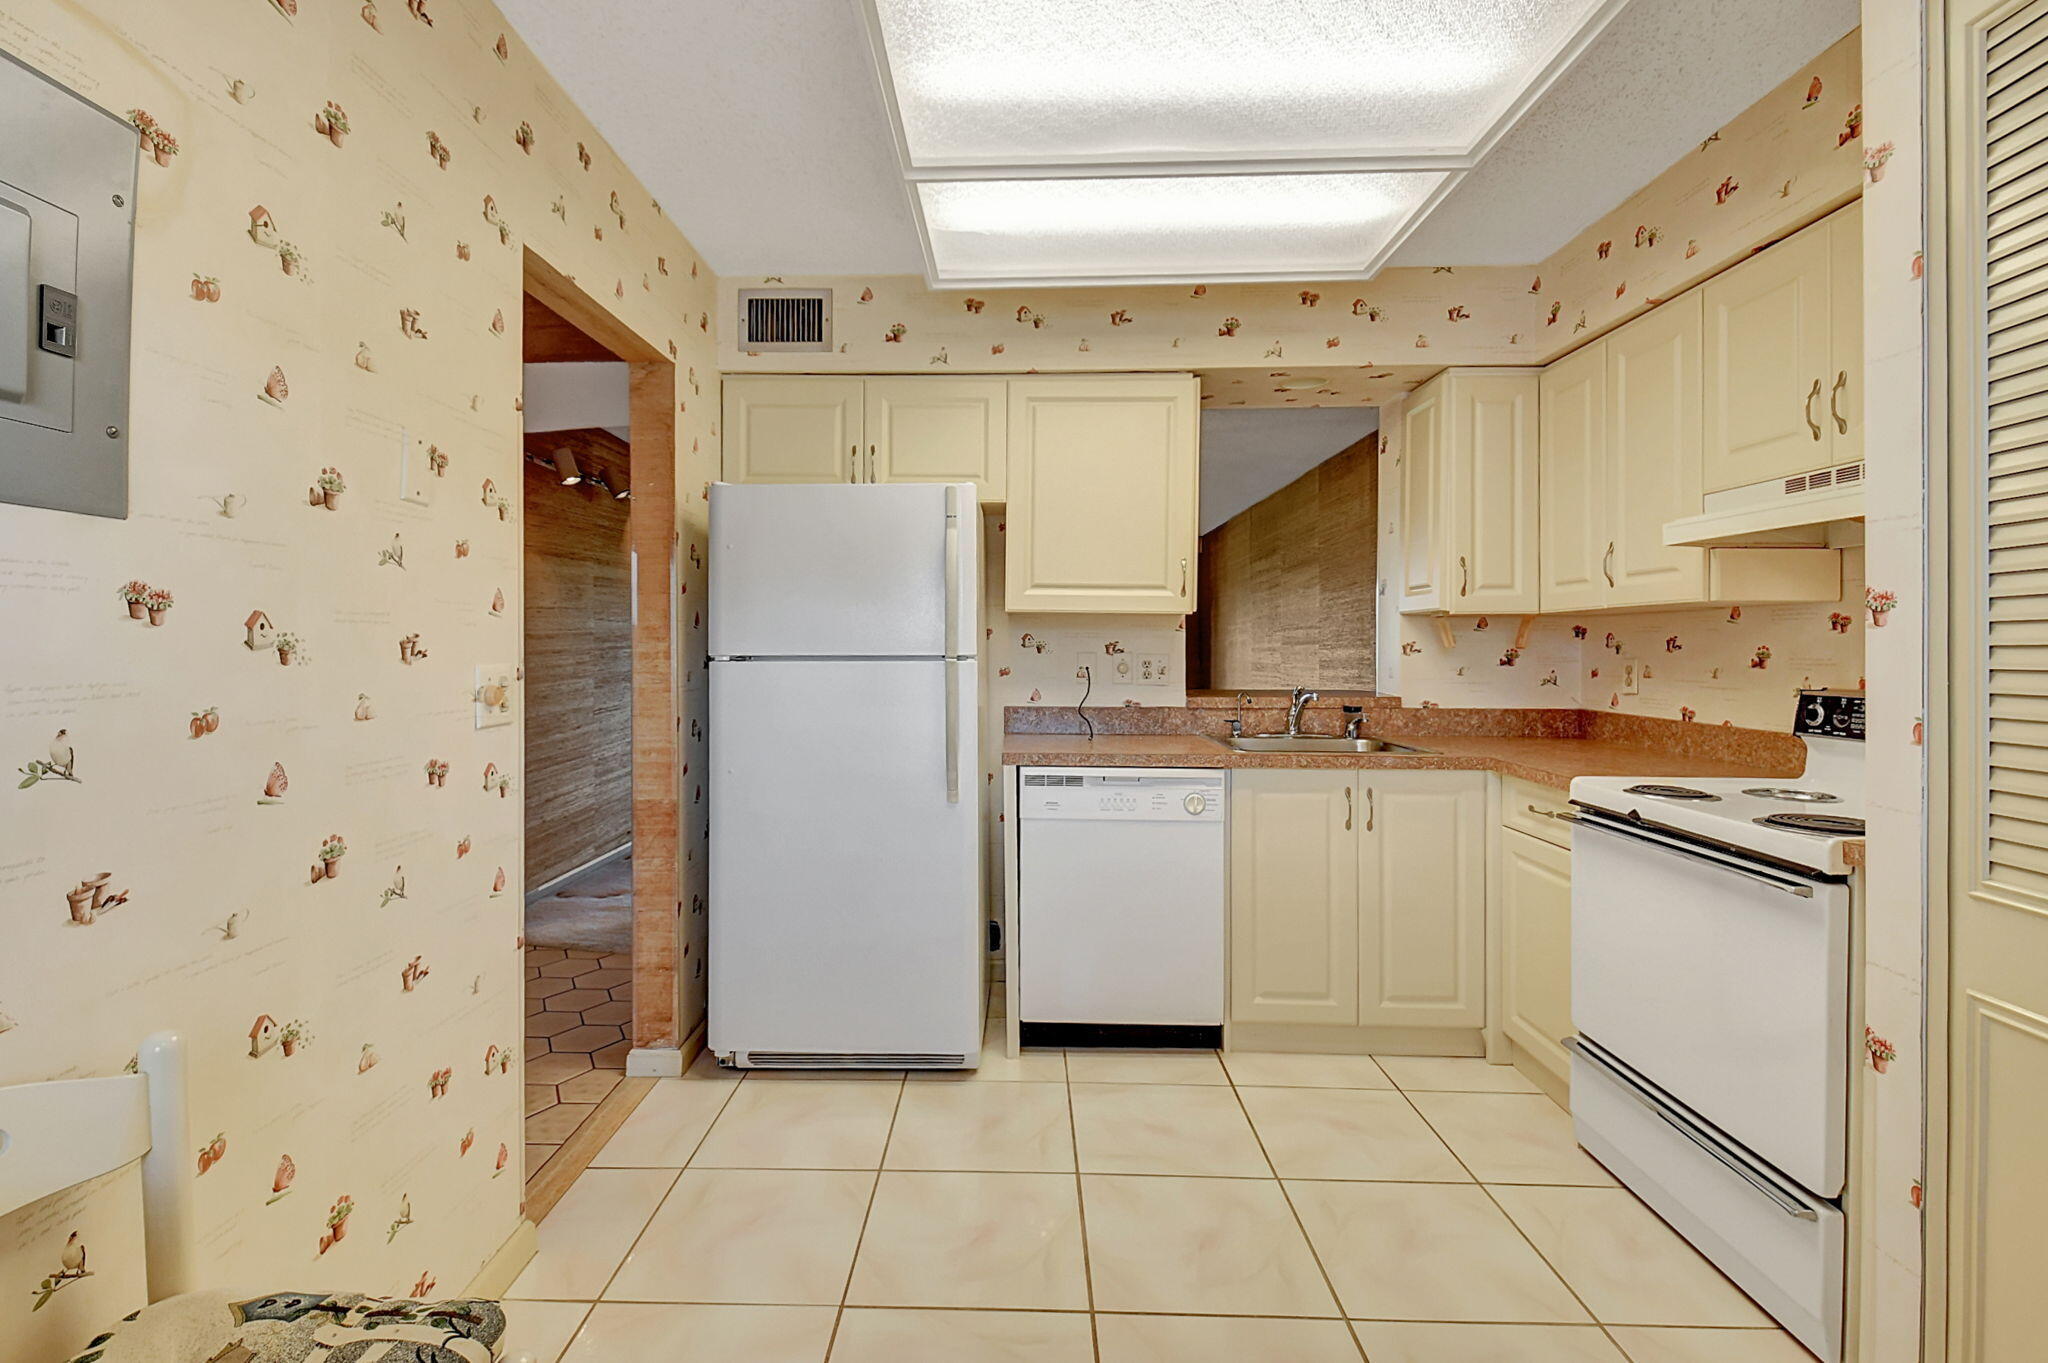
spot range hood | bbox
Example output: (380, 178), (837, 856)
(1664, 459), (1865, 548)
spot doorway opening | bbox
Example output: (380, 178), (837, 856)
(518, 252), (679, 1218)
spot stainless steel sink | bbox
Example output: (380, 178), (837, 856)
(1228, 734), (1436, 755)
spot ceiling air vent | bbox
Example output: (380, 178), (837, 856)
(738, 288), (832, 352)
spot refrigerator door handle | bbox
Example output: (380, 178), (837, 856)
(945, 658), (961, 803)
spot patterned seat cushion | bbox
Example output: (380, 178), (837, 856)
(70, 1290), (507, 1363)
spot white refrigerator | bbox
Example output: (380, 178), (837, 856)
(708, 482), (982, 1068)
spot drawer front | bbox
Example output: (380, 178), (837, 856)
(1502, 776), (1575, 848)
(1573, 1041), (1842, 1362)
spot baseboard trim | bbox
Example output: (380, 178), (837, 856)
(625, 1047), (682, 1077)
(1225, 1021), (1485, 1057)
(524, 842), (632, 906)
(466, 1217), (537, 1299)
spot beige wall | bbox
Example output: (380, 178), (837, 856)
(1193, 434), (1377, 690)
(0, 2), (718, 1351)
(522, 434), (631, 889)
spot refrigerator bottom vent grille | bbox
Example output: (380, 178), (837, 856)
(741, 1051), (969, 1069)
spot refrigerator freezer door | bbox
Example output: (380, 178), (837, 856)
(708, 482), (978, 659)
(709, 657), (981, 1063)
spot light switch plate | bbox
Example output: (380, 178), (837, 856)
(473, 662), (515, 730)
(399, 431), (433, 506)
(1078, 651), (1137, 686)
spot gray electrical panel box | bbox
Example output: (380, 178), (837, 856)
(1, 49), (137, 519)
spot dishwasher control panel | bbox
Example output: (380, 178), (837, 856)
(1018, 768), (1226, 821)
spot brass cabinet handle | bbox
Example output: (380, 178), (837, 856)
(1830, 371), (1848, 435)
(1180, 557), (1189, 597)
(1366, 787), (1375, 832)
(848, 444), (857, 483)
(1603, 541), (1615, 587)
(1459, 554), (1469, 597)
(1526, 803), (1581, 823)
(1345, 786), (1353, 831)
(868, 444), (877, 481)
(1804, 378), (1822, 440)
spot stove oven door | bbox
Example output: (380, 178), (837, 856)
(1571, 814), (1850, 1196)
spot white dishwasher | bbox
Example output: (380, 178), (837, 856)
(1016, 767), (1226, 1048)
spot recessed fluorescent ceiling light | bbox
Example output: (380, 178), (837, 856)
(872, 0), (1614, 164)
(917, 173), (1447, 281)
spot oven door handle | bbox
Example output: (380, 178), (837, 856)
(1571, 814), (1816, 898)
(1565, 1038), (1819, 1222)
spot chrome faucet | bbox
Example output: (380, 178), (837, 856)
(1286, 687), (1319, 736)
(1230, 692), (1252, 739)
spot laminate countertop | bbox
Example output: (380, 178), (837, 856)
(1000, 731), (1797, 794)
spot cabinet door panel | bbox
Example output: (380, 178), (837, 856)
(1397, 379), (1444, 613)
(723, 376), (863, 484)
(1230, 771), (1359, 1026)
(1538, 344), (1609, 613)
(1447, 373), (1540, 613)
(1702, 221), (1833, 492)
(1501, 828), (1574, 1084)
(1005, 376), (1197, 614)
(1606, 291), (1708, 607)
(867, 376), (1007, 500)
(1827, 201), (1863, 470)
(1358, 773), (1486, 1028)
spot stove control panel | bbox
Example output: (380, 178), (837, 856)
(1794, 690), (1866, 740)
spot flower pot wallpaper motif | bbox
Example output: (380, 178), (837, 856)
(126, 109), (178, 165)
(312, 100), (350, 146)
(1866, 587), (1898, 627)
(117, 580), (151, 619)
(62, 872), (127, 925)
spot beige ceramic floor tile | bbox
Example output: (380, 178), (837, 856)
(1373, 1056), (1542, 1094)
(1237, 1086), (1469, 1182)
(1490, 1186), (1773, 1327)
(1094, 1314), (1364, 1362)
(527, 1103), (598, 1143)
(1081, 1174), (1339, 1318)
(1064, 1049), (1229, 1085)
(558, 1070), (623, 1104)
(560, 1302), (835, 1363)
(690, 1078), (901, 1169)
(527, 1084), (559, 1115)
(907, 1023), (1066, 1083)
(526, 1144), (560, 1176)
(1406, 1091), (1617, 1186)
(847, 1171), (1088, 1310)
(500, 1299), (590, 1363)
(604, 1168), (874, 1305)
(1351, 1322), (1628, 1362)
(527, 1053), (595, 1085)
(506, 1167), (679, 1300)
(1285, 1180), (1589, 1324)
(830, 1308), (1092, 1363)
(593, 1074), (741, 1167)
(1070, 1083), (1270, 1177)
(884, 1081), (1075, 1172)
(1604, 1325), (1817, 1362)
(1221, 1051), (1393, 1090)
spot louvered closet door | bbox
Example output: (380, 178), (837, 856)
(1948, 3), (2048, 1357)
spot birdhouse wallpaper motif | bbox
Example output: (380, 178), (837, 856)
(0, 3), (719, 1354)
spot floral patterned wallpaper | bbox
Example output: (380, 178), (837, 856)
(0, 1), (718, 1356)
(719, 33), (1861, 381)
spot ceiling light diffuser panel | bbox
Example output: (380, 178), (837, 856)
(863, 0), (1630, 285)
(916, 172), (1450, 283)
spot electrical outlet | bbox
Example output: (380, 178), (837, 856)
(1077, 651), (1136, 686)
(399, 430), (433, 506)
(1135, 654), (1170, 685)
(1619, 657), (1642, 696)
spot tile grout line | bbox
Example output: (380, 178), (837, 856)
(1061, 1055), (1101, 1363)
(1218, 1051), (1373, 1363)
(820, 1073), (907, 1363)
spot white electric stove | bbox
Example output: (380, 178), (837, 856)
(1566, 690), (1864, 1363)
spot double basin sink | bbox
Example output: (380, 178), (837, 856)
(1228, 734), (1435, 755)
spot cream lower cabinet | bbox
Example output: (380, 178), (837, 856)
(1005, 374), (1199, 614)
(1230, 770), (1486, 1032)
(1500, 826), (1574, 1090)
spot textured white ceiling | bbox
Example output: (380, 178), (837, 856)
(1200, 408), (1379, 534)
(501, 0), (1857, 278)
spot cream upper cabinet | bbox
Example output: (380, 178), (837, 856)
(1357, 772), (1487, 1029)
(1605, 290), (1708, 606)
(1005, 374), (1198, 615)
(1500, 826), (1574, 1087)
(864, 376), (1008, 500)
(1703, 203), (1861, 492)
(1397, 379), (1446, 612)
(723, 376), (863, 484)
(1538, 341), (1608, 613)
(1398, 370), (1539, 615)
(1229, 771), (1360, 1027)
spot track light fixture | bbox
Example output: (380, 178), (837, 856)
(553, 449), (582, 485)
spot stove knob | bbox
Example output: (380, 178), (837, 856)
(1183, 792), (1208, 816)
(1804, 699), (1826, 729)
